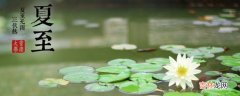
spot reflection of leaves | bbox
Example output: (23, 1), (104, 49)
(204, 71), (222, 76)
(163, 92), (203, 96)
(201, 88), (240, 96)
(59, 66), (94, 75)
(63, 72), (98, 83)
(85, 83), (115, 92)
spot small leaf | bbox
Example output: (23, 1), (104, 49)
(231, 66), (240, 71)
(38, 78), (58, 88)
(130, 73), (154, 83)
(159, 45), (186, 51)
(198, 47), (224, 53)
(98, 72), (130, 83)
(216, 56), (235, 61)
(222, 73), (240, 78)
(63, 72), (98, 83)
(85, 83), (115, 92)
(153, 73), (165, 80)
(231, 77), (240, 83)
(204, 71), (222, 76)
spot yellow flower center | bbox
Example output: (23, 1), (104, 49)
(176, 65), (188, 78)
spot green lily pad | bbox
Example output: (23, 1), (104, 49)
(96, 66), (130, 73)
(171, 48), (194, 54)
(231, 66), (240, 71)
(130, 63), (162, 73)
(130, 73), (154, 83)
(145, 58), (170, 65)
(204, 71), (222, 76)
(187, 50), (215, 58)
(231, 77), (240, 83)
(228, 81), (237, 89)
(153, 73), (165, 80)
(198, 47), (224, 53)
(233, 53), (240, 58)
(98, 72), (130, 83)
(38, 78), (59, 88)
(85, 83), (115, 92)
(63, 72), (98, 83)
(223, 73), (240, 78)
(118, 81), (157, 95)
(107, 59), (136, 66)
(221, 60), (240, 67)
(59, 66), (94, 75)
(216, 56), (235, 61)
(163, 92), (203, 96)
(160, 45), (186, 51)
(201, 88), (240, 96)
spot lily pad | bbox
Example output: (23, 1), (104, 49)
(233, 53), (240, 58)
(231, 66), (240, 71)
(198, 47), (224, 53)
(171, 48), (194, 54)
(63, 72), (98, 83)
(187, 50), (214, 58)
(201, 88), (240, 96)
(163, 92), (203, 96)
(59, 66), (94, 75)
(193, 59), (206, 63)
(118, 81), (157, 95)
(107, 59), (136, 66)
(38, 78), (59, 88)
(221, 60), (240, 67)
(130, 63), (162, 73)
(231, 77), (240, 83)
(38, 78), (69, 88)
(145, 58), (170, 65)
(204, 71), (222, 76)
(130, 73), (154, 83)
(216, 56), (235, 61)
(153, 73), (165, 80)
(223, 73), (240, 78)
(96, 66), (130, 73)
(98, 72), (130, 83)
(159, 45), (186, 51)
(85, 83), (115, 92)
(228, 81), (237, 89)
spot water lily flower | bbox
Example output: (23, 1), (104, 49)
(163, 54), (201, 90)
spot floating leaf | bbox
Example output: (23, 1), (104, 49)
(159, 45), (186, 51)
(98, 72), (130, 83)
(63, 72), (98, 83)
(233, 53), (240, 58)
(153, 73), (165, 80)
(59, 66), (94, 75)
(228, 81), (237, 89)
(187, 50), (214, 58)
(130, 63), (162, 73)
(96, 66), (130, 73)
(163, 92), (203, 96)
(107, 59), (136, 66)
(130, 73), (154, 83)
(231, 66), (240, 71)
(231, 77), (240, 83)
(198, 47), (224, 53)
(223, 73), (240, 78)
(171, 48), (194, 54)
(216, 56), (235, 61)
(118, 81), (157, 95)
(221, 60), (240, 67)
(145, 58), (169, 65)
(201, 88), (240, 96)
(85, 83), (115, 92)
(204, 71), (222, 76)
(38, 78), (59, 88)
